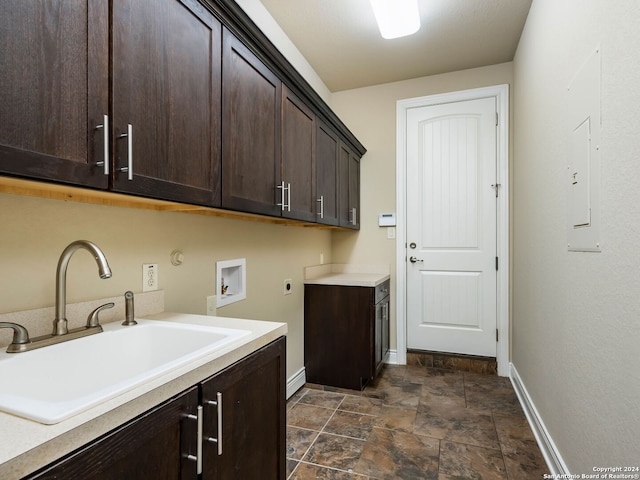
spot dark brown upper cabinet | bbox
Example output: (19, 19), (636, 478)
(221, 27), (282, 217)
(315, 120), (340, 226)
(339, 142), (361, 229)
(111, 0), (222, 206)
(0, 1), (109, 189)
(281, 85), (316, 222)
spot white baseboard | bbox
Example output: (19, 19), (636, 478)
(286, 367), (306, 399)
(385, 349), (399, 365)
(509, 363), (570, 475)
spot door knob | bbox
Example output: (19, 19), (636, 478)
(409, 256), (423, 263)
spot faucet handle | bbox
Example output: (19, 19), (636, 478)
(0, 322), (31, 353)
(86, 302), (115, 328)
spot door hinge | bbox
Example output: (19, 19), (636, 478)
(495, 256), (499, 271)
(496, 329), (499, 342)
(496, 112), (499, 126)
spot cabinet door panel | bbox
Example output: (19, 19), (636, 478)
(315, 120), (339, 226)
(25, 387), (199, 480)
(0, 0), (109, 188)
(305, 285), (374, 390)
(338, 142), (360, 229)
(222, 28), (282, 216)
(112, 0), (221, 206)
(201, 337), (286, 480)
(282, 86), (315, 222)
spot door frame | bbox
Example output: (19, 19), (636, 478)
(395, 84), (510, 376)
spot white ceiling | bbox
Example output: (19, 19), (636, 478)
(259, 0), (532, 92)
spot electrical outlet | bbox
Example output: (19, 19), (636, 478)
(143, 264), (158, 292)
(284, 279), (292, 295)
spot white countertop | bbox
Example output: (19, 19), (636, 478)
(304, 264), (390, 287)
(0, 313), (287, 480)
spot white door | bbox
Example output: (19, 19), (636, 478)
(406, 97), (497, 357)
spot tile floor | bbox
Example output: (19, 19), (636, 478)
(286, 364), (547, 479)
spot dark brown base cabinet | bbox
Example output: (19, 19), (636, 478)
(304, 283), (389, 391)
(24, 337), (286, 480)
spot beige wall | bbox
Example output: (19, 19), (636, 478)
(330, 63), (514, 350)
(0, 194), (332, 381)
(512, 0), (640, 471)
(234, 0), (332, 104)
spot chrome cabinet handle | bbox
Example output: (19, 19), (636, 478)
(277, 182), (291, 212)
(95, 114), (109, 175)
(118, 124), (133, 180)
(316, 195), (324, 218)
(350, 207), (357, 225)
(206, 392), (223, 455)
(185, 405), (203, 474)
(277, 181), (285, 210)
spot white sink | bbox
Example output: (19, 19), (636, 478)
(0, 319), (250, 424)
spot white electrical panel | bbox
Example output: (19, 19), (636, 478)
(567, 47), (601, 252)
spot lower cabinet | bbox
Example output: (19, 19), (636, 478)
(24, 337), (286, 480)
(304, 282), (389, 390)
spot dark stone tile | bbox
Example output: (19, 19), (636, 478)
(372, 405), (417, 433)
(419, 370), (466, 408)
(298, 388), (346, 409)
(288, 403), (335, 431)
(354, 427), (439, 479)
(493, 413), (548, 479)
(439, 440), (507, 480)
(433, 354), (472, 371)
(362, 377), (422, 408)
(413, 403), (500, 450)
(378, 364), (407, 380)
(407, 351), (434, 367)
(469, 358), (498, 375)
(464, 374), (524, 416)
(304, 433), (366, 471)
(288, 387), (309, 405)
(287, 426), (319, 460)
(324, 410), (376, 440)
(339, 395), (385, 416)
(287, 458), (299, 478)
(290, 462), (370, 479)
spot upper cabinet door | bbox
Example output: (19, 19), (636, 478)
(339, 142), (361, 229)
(0, 1), (109, 189)
(281, 86), (316, 222)
(221, 28), (282, 217)
(315, 120), (340, 226)
(112, 0), (222, 206)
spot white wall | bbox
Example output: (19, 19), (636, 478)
(331, 63), (514, 350)
(512, 0), (640, 471)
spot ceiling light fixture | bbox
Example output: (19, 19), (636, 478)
(369, 0), (421, 39)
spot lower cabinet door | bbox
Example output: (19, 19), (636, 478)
(200, 337), (286, 480)
(24, 387), (199, 480)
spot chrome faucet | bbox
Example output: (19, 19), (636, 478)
(53, 240), (112, 335)
(1, 241), (113, 353)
